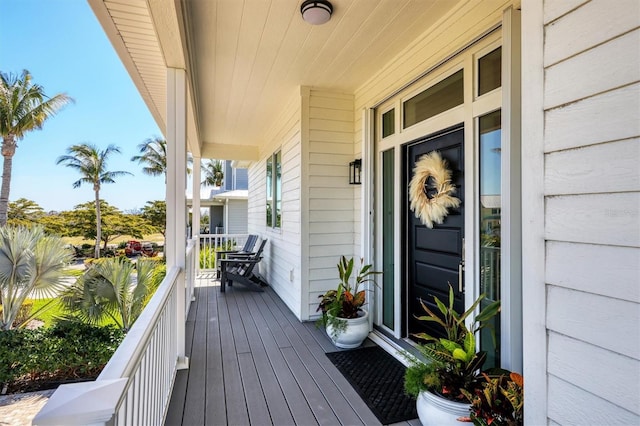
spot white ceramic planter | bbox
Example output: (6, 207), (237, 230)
(325, 309), (369, 349)
(416, 390), (470, 426)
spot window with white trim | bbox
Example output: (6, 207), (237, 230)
(266, 150), (281, 228)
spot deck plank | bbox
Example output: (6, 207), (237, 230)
(240, 289), (319, 426)
(233, 291), (297, 426)
(217, 289), (250, 425)
(166, 281), (411, 426)
(258, 291), (381, 426)
(205, 286), (227, 425)
(182, 286), (208, 425)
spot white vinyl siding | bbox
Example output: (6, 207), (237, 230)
(225, 199), (248, 234)
(248, 97), (302, 318)
(540, 0), (640, 423)
(305, 89), (356, 319)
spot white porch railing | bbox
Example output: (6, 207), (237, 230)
(185, 238), (197, 316)
(199, 233), (251, 271)
(33, 266), (183, 426)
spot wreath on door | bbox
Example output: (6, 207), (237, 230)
(408, 151), (460, 228)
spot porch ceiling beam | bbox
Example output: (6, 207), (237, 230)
(201, 143), (260, 162)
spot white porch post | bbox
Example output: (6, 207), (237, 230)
(193, 156), (201, 274)
(166, 67), (189, 369)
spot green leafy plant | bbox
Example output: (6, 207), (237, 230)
(0, 322), (124, 393)
(0, 226), (72, 330)
(316, 256), (380, 336)
(461, 371), (524, 426)
(60, 257), (165, 332)
(404, 285), (500, 402)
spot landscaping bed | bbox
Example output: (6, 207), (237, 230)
(0, 322), (124, 394)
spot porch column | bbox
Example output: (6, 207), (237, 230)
(193, 156), (201, 274)
(166, 67), (188, 369)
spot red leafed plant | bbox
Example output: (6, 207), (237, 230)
(461, 371), (524, 426)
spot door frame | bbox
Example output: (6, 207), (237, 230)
(370, 30), (506, 344)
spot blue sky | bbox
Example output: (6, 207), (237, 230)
(1, 0), (165, 212)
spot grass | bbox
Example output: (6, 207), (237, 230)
(63, 233), (165, 247)
(29, 298), (66, 325)
(29, 298), (119, 328)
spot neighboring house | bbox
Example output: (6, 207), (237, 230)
(187, 161), (249, 234)
(88, 0), (639, 423)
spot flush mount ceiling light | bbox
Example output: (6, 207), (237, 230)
(300, 0), (333, 25)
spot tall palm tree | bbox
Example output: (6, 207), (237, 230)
(131, 136), (192, 182)
(0, 226), (72, 330)
(202, 159), (224, 187)
(0, 70), (73, 226)
(131, 136), (166, 178)
(56, 143), (132, 258)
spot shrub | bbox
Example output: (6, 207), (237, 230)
(0, 322), (124, 392)
(199, 245), (217, 269)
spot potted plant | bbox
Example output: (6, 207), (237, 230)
(460, 371), (524, 426)
(317, 256), (380, 348)
(403, 285), (500, 425)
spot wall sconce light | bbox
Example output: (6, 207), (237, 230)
(300, 0), (333, 25)
(349, 159), (362, 185)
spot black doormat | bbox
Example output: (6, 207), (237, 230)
(326, 346), (418, 425)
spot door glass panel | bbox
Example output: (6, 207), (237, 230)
(478, 47), (502, 96)
(382, 109), (395, 138)
(403, 70), (463, 128)
(382, 149), (395, 329)
(479, 110), (501, 368)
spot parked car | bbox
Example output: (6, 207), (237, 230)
(124, 240), (156, 257)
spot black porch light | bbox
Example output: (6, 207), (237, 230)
(349, 159), (362, 185)
(300, 0), (333, 25)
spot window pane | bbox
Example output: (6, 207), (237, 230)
(478, 47), (502, 96)
(382, 149), (395, 329)
(266, 157), (272, 226)
(382, 109), (395, 138)
(478, 109), (501, 368)
(275, 151), (282, 228)
(403, 70), (463, 128)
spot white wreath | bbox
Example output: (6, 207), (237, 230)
(409, 151), (460, 228)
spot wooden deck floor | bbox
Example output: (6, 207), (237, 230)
(164, 278), (420, 426)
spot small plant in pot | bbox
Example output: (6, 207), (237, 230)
(403, 285), (500, 425)
(317, 256), (380, 349)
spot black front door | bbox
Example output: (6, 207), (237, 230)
(404, 126), (464, 339)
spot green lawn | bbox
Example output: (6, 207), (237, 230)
(29, 298), (119, 328)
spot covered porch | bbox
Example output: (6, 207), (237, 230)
(165, 277), (418, 426)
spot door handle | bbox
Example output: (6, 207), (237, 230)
(458, 260), (464, 292)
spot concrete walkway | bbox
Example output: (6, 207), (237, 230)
(0, 390), (54, 426)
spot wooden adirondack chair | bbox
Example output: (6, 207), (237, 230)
(215, 234), (258, 278)
(219, 239), (268, 293)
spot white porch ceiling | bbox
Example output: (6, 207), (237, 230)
(89, 0), (459, 161)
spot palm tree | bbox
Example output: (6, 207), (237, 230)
(131, 136), (192, 181)
(131, 136), (166, 178)
(56, 143), (132, 258)
(59, 257), (165, 332)
(0, 226), (72, 330)
(202, 159), (224, 187)
(0, 70), (73, 226)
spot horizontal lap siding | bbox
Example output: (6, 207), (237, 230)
(226, 200), (248, 234)
(306, 90), (355, 318)
(543, 1), (640, 422)
(248, 100), (302, 318)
